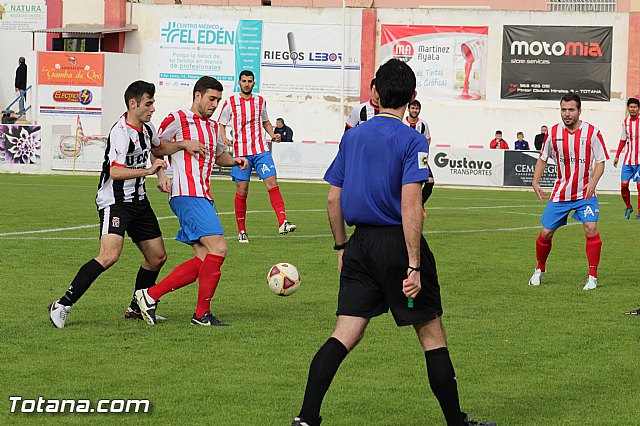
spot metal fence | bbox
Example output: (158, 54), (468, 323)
(547, 0), (617, 12)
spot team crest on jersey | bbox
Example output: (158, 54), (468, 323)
(418, 152), (429, 169)
(112, 217), (121, 228)
(261, 164), (271, 173)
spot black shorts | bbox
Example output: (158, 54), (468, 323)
(98, 199), (162, 243)
(337, 225), (442, 327)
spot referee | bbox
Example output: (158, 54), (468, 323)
(291, 60), (495, 426)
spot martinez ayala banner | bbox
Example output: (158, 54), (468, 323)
(159, 19), (262, 93)
(380, 25), (488, 100)
(501, 26), (612, 101)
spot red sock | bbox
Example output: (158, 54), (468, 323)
(148, 257), (203, 301)
(235, 193), (247, 233)
(621, 182), (632, 209)
(536, 233), (552, 272)
(586, 233), (602, 278)
(195, 254), (224, 318)
(268, 186), (287, 226)
(636, 183), (640, 212)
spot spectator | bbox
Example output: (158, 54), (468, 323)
(514, 132), (530, 150)
(14, 57), (27, 114)
(489, 130), (508, 149)
(274, 117), (293, 142)
(534, 125), (548, 150)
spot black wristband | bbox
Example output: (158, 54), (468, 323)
(333, 242), (347, 251)
(408, 265), (421, 272)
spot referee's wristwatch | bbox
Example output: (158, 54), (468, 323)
(333, 242), (347, 251)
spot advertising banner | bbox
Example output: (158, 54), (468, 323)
(38, 86), (102, 116)
(501, 26), (612, 101)
(159, 19), (262, 93)
(429, 147), (503, 187)
(260, 23), (361, 96)
(0, 125), (41, 165)
(503, 150), (556, 187)
(38, 52), (105, 86)
(0, 0), (46, 32)
(380, 25), (489, 100)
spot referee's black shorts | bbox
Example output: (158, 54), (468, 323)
(98, 199), (162, 243)
(336, 225), (442, 327)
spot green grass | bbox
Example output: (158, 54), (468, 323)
(0, 173), (638, 425)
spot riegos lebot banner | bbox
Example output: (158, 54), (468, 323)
(380, 25), (489, 100)
(501, 26), (612, 101)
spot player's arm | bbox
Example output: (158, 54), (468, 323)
(263, 120), (280, 142)
(401, 182), (423, 299)
(344, 106), (359, 133)
(327, 185), (347, 272)
(151, 152), (171, 193)
(532, 158), (548, 202)
(110, 158), (167, 180)
(614, 140), (626, 168)
(585, 161), (605, 199)
(151, 140), (207, 157)
(215, 151), (248, 169)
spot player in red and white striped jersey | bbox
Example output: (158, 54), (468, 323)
(135, 76), (249, 327)
(404, 99), (433, 218)
(530, 93), (608, 291)
(49, 81), (170, 328)
(218, 70), (296, 243)
(344, 78), (379, 132)
(613, 97), (640, 219)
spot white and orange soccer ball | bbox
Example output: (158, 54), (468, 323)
(267, 263), (301, 296)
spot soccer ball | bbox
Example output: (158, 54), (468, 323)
(267, 263), (301, 296)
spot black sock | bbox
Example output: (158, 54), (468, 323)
(425, 347), (464, 426)
(130, 267), (160, 308)
(299, 337), (348, 425)
(422, 181), (434, 204)
(59, 259), (106, 306)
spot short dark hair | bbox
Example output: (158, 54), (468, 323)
(239, 70), (255, 80)
(408, 99), (421, 109)
(370, 78), (376, 90)
(18, 57), (25, 64)
(193, 76), (223, 100)
(561, 92), (581, 109)
(517, 131), (524, 137)
(627, 97), (640, 107)
(374, 59), (416, 109)
(276, 117), (284, 124)
(495, 130), (502, 135)
(124, 80), (155, 108)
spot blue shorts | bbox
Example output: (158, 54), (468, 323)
(169, 196), (223, 245)
(621, 164), (640, 182)
(541, 197), (600, 231)
(231, 151), (277, 182)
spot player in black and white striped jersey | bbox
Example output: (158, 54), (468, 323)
(344, 78), (379, 132)
(49, 81), (171, 328)
(405, 99), (434, 215)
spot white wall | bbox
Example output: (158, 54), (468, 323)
(63, 0), (104, 26)
(0, 34), (45, 117)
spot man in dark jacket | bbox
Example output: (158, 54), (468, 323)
(534, 125), (548, 151)
(14, 57), (27, 113)
(274, 118), (293, 142)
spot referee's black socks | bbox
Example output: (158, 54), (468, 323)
(135, 267), (160, 291)
(299, 337), (348, 426)
(59, 259), (105, 306)
(425, 347), (464, 426)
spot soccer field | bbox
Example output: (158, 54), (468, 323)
(0, 173), (638, 425)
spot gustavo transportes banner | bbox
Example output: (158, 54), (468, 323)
(501, 26), (612, 101)
(380, 25), (489, 101)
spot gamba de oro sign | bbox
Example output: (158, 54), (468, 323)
(501, 26), (612, 101)
(38, 52), (105, 87)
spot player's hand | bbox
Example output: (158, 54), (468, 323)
(272, 133), (281, 143)
(402, 268), (421, 299)
(585, 182), (597, 200)
(533, 183), (547, 202)
(157, 174), (171, 193)
(182, 140), (208, 156)
(235, 157), (249, 170)
(223, 137), (233, 147)
(148, 158), (168, 175)
(614, 157), (619, 168)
